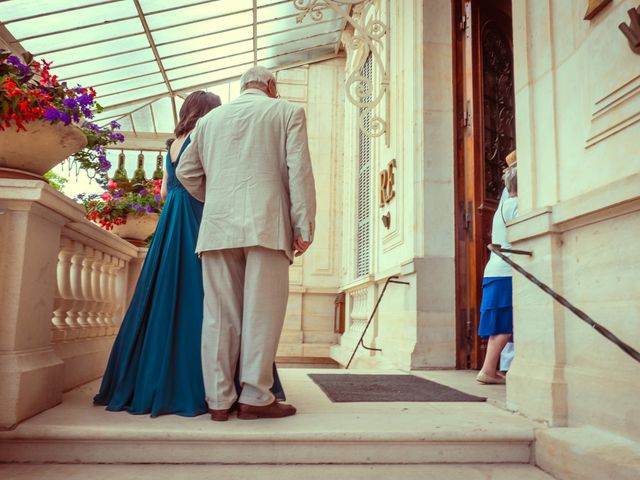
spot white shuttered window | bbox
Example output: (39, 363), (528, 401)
(356, 53), (373, 278)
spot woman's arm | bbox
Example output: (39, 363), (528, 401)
(160, 165), (168, 201)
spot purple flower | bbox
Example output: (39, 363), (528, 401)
(6, 55), (30, 77)
(139, 189), (148, 195)
(62, 98), (78, 109)
(134, 204), (145, 213)
(59, 112), (71, 125)
(146, 205), (154, 213)
(44, 107), (60, 122)
(84, 122), (100, 133)
(154, 194), (161, 203)
(110, 120), (121, 129)
(78, 93), (93, 107)
(6, 55), (24, 67)
(83, 109), (94, 119)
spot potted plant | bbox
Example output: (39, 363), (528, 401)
(76, 178), (163, 246)
(0, 50), (124, 184)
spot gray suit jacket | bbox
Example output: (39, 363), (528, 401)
(176, 89), (316, 262)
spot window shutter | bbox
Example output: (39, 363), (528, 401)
(356, 53), (373, 278)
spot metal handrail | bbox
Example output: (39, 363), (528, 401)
(488, 244), (640, 364)
(346, 275), (410, 369)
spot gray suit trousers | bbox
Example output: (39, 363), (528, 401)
(201, 246), (289, 410)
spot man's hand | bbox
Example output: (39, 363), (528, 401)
(293, 237), (312, 257)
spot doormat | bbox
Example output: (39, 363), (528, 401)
(308, 374), (486, 403)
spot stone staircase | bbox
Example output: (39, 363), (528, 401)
(0, 369), (556, 479)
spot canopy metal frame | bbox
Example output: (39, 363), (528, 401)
(0, 0), (389, 142)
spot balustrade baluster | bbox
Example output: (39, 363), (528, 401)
(86, 250), (103, 337)
(52, 238), (75, 342)
(76, 246), (95, 337)
(97, 253), (111, 336)
(67, 243), (85, 340)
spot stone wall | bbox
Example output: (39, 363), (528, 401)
(276, 58), (345, 361)
(331, 0), (457, 370)
(507, 0), (640, 442)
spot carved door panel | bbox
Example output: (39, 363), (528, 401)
(455, 0), (515, 369)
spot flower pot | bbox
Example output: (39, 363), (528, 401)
(110, 213), (160, 246)
(0, 120), (87, 180)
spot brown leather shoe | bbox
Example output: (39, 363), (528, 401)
(237, 401), (297, 420)
(208, 408), (232, 422)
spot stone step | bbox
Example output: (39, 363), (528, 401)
(0, 371), (538, 465)
(0, 409), (535, 464)
(0, 464), (556, 480)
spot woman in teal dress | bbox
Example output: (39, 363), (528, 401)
(94, 91), (285, 417)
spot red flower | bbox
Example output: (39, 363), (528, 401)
(107, 179), (117, 191)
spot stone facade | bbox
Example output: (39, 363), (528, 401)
(506, 0), (640, 443)
(330, 0), (458, 370)
(326, 1), (640, 472)
(276, 59), (344, 361)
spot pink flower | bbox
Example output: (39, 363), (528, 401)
(101, 192), (112, 202)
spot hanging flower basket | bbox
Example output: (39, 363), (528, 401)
(110, 213), (160, 246)
(0, 119), (86, 179)
(0, 50), (124, 185)
(76, 178), (163, 247)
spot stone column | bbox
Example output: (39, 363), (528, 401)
(505, 210), (568, 427)
(0, 180), (73, 428)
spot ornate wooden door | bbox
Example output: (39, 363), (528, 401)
(455, 0), (516, 369)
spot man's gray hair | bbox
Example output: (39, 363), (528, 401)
(240, 66), (276, 90)
(503, 165), (518, 197)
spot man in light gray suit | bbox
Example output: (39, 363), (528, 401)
(176, 66), (316, 421)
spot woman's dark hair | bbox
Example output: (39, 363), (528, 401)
(174, 91), (221, 137)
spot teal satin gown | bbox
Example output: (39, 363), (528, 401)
(94, 137), (285, 417)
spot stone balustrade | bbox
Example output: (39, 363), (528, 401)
(52, 237), (125, 342)
(0, 179), (145, 428)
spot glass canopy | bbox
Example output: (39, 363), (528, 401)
(1, 0), (347, 132)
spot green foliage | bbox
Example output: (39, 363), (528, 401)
(43, 171), (68, 192)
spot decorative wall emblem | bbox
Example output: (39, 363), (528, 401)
(293, 0), (390, 144)
(583, 0), (613, 20)
(381, 211), (391, 229)
(379, 158), (396, 207)
(619, 6), (640, 55)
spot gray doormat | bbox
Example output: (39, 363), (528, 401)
(308, 374), (486, 403)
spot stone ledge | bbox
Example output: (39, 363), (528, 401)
(535, 427), (640, 480)
(0, 464), (557, 480)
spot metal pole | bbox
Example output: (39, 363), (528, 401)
(346, 276), (410, 369)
